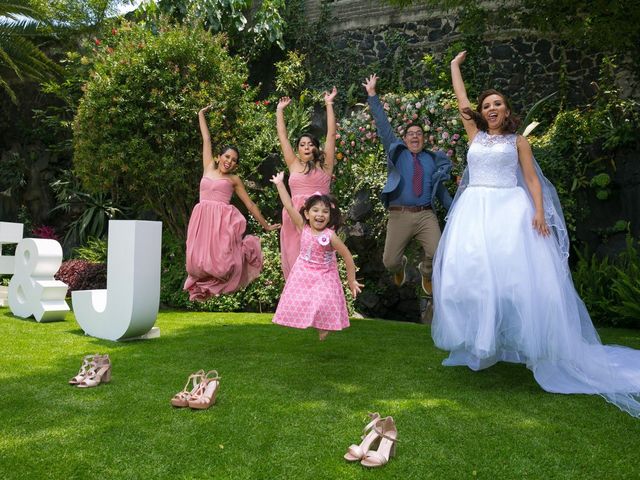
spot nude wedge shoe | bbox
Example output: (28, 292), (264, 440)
(171, 370), (205, 408)
(188, 370), (220, 410)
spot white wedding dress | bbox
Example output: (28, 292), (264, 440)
(432, 130), (640, 417)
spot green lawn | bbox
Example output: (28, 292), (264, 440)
(1, 308), (639, 479)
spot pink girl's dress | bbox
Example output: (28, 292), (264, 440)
(184, 177), (263, 301)
(273, 225), (349, 331)
(280, 168), (331, 279)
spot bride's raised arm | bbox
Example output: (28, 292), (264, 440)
(451, 51), (478, 142)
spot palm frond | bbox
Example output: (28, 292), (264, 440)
(0, 16), (52, 36)
(0, 0), (48, 22)
(0, 73), (17, 101)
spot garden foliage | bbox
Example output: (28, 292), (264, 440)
(72, 21), (277, 239)
(54, 259), (107, 297)
(573, 235), (640, 328)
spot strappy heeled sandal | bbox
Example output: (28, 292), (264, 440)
(77, 354), (112, 388)
(188, 370), (221, 410)
(344, 412), (382, 461)
(171, 370), (205, 408)
(69, 354), (99, 385)
(360, 416), (398, 468)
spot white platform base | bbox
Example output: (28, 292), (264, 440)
(121, 327), (160, 341)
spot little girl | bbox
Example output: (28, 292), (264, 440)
(276, 88), (337, 280)
(270, 171), (363, 340)
(184, 105), (280, 301)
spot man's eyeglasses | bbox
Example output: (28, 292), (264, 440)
(405, 130), (424, 138)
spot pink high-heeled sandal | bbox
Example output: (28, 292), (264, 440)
(360, 416), (398, 468)
(344, 412), (382, 461)
(69, 354), (99, 385)
(77, 354), (112, 388)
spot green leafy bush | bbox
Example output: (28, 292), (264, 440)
(573, 236), (640, 328)
(73, 21), (275, 239)
(73, 237), (108, 263)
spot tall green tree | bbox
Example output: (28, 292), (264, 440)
(30, 0), (137, 28)
(0, 0), (60, 102)
(140, 0), (286, 58)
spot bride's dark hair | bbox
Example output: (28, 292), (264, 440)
(461, 89), (521, 134)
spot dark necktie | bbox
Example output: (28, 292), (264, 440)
(412, 152), (423, 197)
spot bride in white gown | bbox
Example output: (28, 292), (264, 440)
(432, 51), (640, 417)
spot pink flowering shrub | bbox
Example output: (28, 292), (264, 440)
(332, 89), (468, 236)
(334, 89), (467, 166)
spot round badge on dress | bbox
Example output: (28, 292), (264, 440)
(318, 233), (330, 246)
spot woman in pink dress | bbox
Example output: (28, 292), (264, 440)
(270, 172), (363, 340)
(276, 88), (337, 279)
(184, 105), (280, 301)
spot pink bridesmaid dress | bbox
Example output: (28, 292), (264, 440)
(273, 225), (349, 331)
(280, 168), (331, 279)
(184, 177), (263, 301)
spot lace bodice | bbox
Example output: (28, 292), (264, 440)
(467, 131), (518, 188)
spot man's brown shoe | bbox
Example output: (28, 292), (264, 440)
(422, 277), (432, 296)
(393, 256), (408, 287)
(417, 262), (432, 296)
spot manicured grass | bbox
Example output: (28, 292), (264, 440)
(1, 307), (639, 479)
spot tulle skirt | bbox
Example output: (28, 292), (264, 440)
(432, 185), (640, 416)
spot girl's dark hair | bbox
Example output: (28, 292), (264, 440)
(295, 133), (325, 174)
(219, 144), (240, 162)
(461, 89), (521, 134)
(299, 193), (342, 230)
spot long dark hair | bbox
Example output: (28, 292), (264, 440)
(299, 193), (341, 230)
(295, 133), (325, 174)
(220, 144), (240, 161)
(213, 144), (240, 169)
(461, 89), (521, 134)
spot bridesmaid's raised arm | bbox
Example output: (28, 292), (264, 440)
(198, 105), (214, 172)
(276, 97), (298, 169)
(323, 87), (338, 173)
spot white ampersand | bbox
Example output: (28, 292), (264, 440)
(8, 238), (69, 322)
(0, 222), (24, 307)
